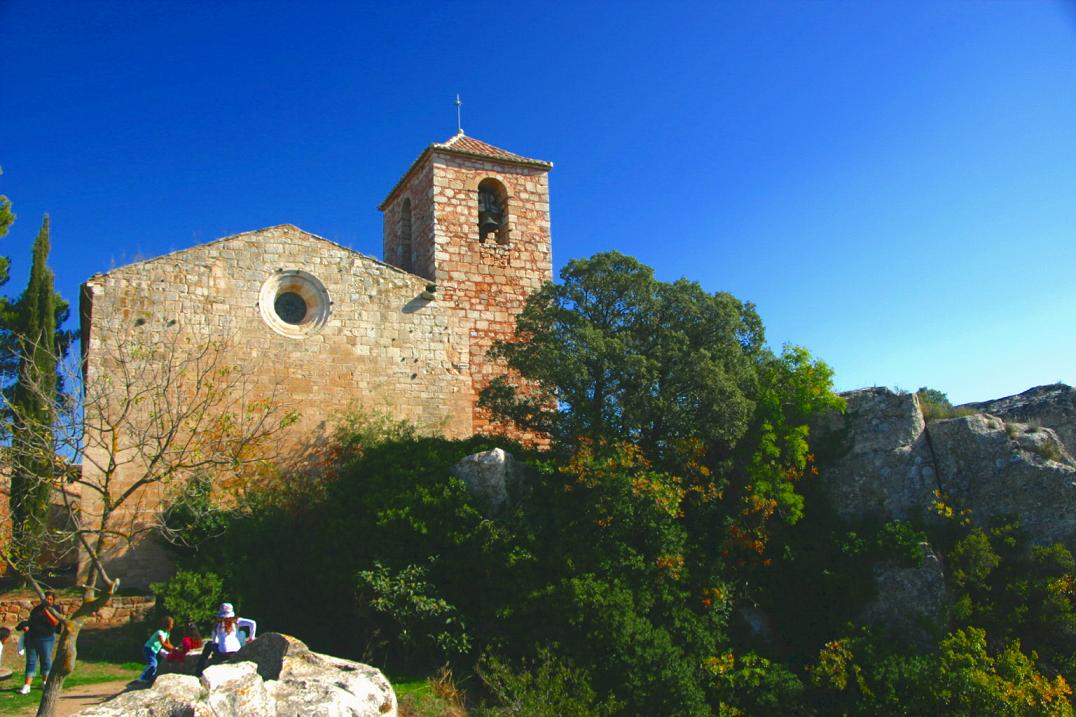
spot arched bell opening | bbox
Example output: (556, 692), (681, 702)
(477, 178), (510, 245)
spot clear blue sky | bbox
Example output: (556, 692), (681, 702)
(2, 1), (1074, 404)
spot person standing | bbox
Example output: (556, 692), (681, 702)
(16, 591), (62, 695)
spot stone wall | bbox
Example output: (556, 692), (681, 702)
(430, 154), (552, 436)
(80, 224), (475, 585)
(381, 142), (553, 440)
(0, 594), (154, 629)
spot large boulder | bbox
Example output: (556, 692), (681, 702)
(450, 447), (527, 514)
(76, 633), (396, 717)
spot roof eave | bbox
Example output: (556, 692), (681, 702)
(378, 146), (553, 211)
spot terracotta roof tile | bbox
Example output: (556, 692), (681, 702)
(434, 132), (552, 168)
(379, 132), (551, 209)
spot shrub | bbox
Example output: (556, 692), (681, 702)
(917, 387), (973, 422)
(150, 569), (225, 627)
(356, 561), (472, 668)
(475, 648), (620, 717)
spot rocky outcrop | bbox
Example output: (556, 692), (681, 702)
(961, 383), (1076, 460)
(812, 388), (937, 520)
(858, 543), (947, 646)
(450, 447), (528, 514)
(77, 633), (396, 717)
(815, 385), (1076, 551)
(814, 384), (1076, 637)
(928, 413), (1076, 549)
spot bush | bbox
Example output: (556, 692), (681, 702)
(475, 648), (620, 717)
(356, 561), (472, 667)
(917, 387), (973, 422)
(150, 569), (225, 627)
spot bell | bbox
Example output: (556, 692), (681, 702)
(479, 210), (501, 237)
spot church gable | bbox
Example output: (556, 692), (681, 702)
(82, 223), (473, 442)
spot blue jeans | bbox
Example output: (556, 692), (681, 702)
(140, 645), (160, 682)
(25, 635), (55, 681)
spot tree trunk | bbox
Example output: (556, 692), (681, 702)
(36, 619), (81, 717)
(35, 581), (116, 717)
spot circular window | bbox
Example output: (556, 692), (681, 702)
(274, 292), (307, 324)
(259, 270), (331, 338)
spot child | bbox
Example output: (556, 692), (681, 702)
(139, 616), (175, 683)
(0, 627), (12, 680)
(165, 621), (202, 663)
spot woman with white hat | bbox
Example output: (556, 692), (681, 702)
(194, 602), (257, 677)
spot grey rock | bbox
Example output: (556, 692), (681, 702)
(813, 388), (937, 520)
(859, 543), (947, 646)
(203, 662), (272, 716)
(450, 447), (527, 513)
(961, 383), (1076, 459)
(928, 413), (1076, 551)
(75, 633), (396, 717)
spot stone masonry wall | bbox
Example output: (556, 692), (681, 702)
(381, 152), (553, 440)
(0, 594), (155, 629)
(81, 224), (474, 586)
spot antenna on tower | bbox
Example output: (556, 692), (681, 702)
(455, 94), (464, 135)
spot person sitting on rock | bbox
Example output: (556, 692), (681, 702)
(166, 621), (202, 663)
(195, 603), (256, 676)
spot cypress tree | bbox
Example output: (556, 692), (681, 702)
(9, 215), (60, 566)
(0, 184), (15, 382)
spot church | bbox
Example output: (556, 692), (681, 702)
(78, 133), (553, 584)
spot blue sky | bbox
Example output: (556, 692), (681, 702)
(2, 1), (1073, 404)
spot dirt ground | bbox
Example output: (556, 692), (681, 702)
(9, 680), (135, 717)
(0, 639), (140, 716)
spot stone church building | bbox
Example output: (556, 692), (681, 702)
(79, 133), (552, 584)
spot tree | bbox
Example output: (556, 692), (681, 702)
(2, 324), (299, 717)
(480, 252), (843, 546)
(8, 216), (62, 567)
(481, 252), (765, 468)
(0, 180), (17, 391)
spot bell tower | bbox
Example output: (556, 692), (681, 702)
(380, 132), (553, 436)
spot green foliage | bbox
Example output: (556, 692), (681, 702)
(943, 519), (1076, 686)
(7, 216), (66, 567)
(150, 569), (225, 626)
(708, 651), (809, 716)
(475, 648), (621, 717)
(159, 473), (231, 550)
(481, 251), (765, 466)
(754, 507), (929, 660)
(917, 386), (973, 422)
(357, 561), (472, 663)
(332, 405), (419, 461)
(807, 628), (1073, 717)
(933, 628), (1072, 716)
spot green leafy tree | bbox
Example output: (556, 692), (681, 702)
(481, 252), (843, 556)
(0, 182), (16, 397)
(8, 216), (64, 566)
(481, 252), (765, 468)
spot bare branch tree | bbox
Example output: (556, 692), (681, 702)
(1, 321), (299, 717)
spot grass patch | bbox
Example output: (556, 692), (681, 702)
(0, 660), (140, 715)
(395, 669), (469, 717)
